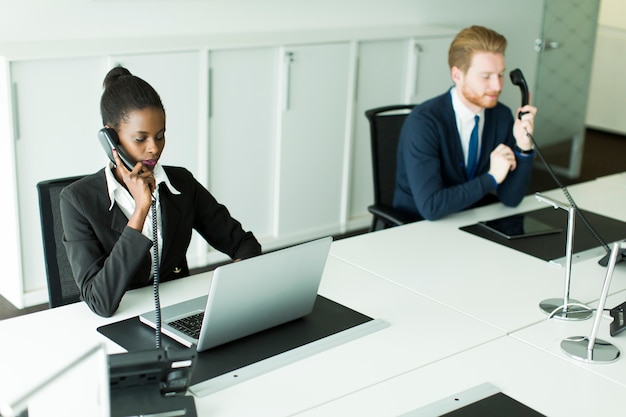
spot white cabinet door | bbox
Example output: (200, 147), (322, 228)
(277, 43), (351, 238)
(349, 36), (453, 224)
(207, 47), (278, 245)
(11, 56), (106, 301)
(109, 51), (207, 268)
(0, 59), (21, 306)
(349, 39), (412, 224)
(409, 36), (455, 104)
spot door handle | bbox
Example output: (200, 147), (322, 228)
(411, 42), (423, 100)
(534, 38), (561, 52)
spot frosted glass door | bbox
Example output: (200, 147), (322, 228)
(533, 0), (600, 176)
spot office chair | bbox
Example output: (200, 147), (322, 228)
(365, 104), (422, 231)
(37, 175), (85, 308)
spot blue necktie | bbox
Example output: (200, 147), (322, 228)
(467, 115), (479, 179)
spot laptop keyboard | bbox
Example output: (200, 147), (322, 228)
(168, 312), (204, 339)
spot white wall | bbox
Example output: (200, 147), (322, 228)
(0, 0), (540, 44)
(598, 0), (626, 28)
(4, 0), (619, 130)
(586, 0), (626, 134)
(0, 0), (546, 118)
(0, 0), (419, 42)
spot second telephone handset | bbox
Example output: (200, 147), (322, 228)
(509, 68), (530, 119)
(98, 127), (136, 171)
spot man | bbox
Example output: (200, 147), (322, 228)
(393, 25), (537, 221)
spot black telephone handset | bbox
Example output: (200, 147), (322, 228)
(98, 127), (136, 171)
(509, 68), (529, 119)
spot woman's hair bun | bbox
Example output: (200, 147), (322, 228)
(102, 66), (132, 90)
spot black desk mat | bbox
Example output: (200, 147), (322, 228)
(440, 392), (545, 417)
(98, 295), (373, 386)
(460, 207), (626, 262)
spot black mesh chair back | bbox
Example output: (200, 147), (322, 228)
(365, 104), (422, 231)
(37, 175), (85, 308)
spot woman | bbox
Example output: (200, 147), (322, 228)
(60, 66), (261, 317)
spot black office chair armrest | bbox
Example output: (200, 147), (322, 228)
(368, 204), (422, 227)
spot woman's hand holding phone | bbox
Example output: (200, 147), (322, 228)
(113, 149), (155, 231)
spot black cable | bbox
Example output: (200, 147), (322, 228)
(526, 130), (610, 254)
(151, 197), (162, 348)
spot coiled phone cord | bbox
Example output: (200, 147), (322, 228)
(151, 197), (162, 348)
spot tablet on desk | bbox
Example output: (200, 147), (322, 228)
(477, 214), (562, 240)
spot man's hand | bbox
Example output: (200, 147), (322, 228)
(488, 144), (516, 184)
(513, 104), (537, 150)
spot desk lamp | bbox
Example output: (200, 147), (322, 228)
(535, 193), (592, 320)
(560, 242), (621, 363)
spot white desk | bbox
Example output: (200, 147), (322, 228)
(294, 335), (626, 417)
(0, 256), (503, 417)
(595, 171), (626, 189)
(330, 179), (626, 334)
(3, 175), (626, 416)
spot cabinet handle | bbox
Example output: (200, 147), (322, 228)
(411, 42), (423, 101)
(404, 40), (423, 103)
(207, 67), (213, 119)
(283, 51), (294, 111)
(354, 55), (360, 102)
(11, 82), (20, 140)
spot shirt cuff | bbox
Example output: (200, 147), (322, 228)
(487, 173), (498, 189)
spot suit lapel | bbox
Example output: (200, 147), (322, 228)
(444, 94), (467, 178)
(110, 206), (128, 234)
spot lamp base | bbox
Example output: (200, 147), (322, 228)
(539, 298), (593, 320)
(561, 336), (620, 363)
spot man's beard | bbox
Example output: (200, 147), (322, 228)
(461, 85), (500, 109)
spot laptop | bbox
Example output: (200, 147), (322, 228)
(139, 236), (332, 352)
